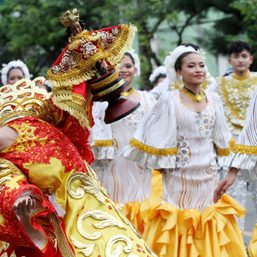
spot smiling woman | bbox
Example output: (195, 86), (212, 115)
(1, 59), (31, 86)
(122, 44), (247, 257)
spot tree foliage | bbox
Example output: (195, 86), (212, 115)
(0, 0), (256, 88)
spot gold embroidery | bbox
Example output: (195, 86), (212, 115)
(130, 138), (178, 156)
(67, 172), (105, 203)
(0, 78), (55, 127)
(77, 210), (126, 240)
(106, 235), (139, 257)
(219, 74), (257, 134)
(70, 237), (95, 257)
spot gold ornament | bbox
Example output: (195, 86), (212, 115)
(0, 77), (57, 127)
(181, 87), (205, 102)
(59, 8), (80, 28)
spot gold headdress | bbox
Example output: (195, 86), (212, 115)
(59, 8), (80, 27)
(0, 77), (56, 127)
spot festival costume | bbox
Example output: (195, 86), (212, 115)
(229, 89), (257, 256)
(0, 18), (157, 257)
(122, 90), (247, 257)
(92, 90), (156, 203)
(91, 90), (158, 233)
(214, 71), (257, 230)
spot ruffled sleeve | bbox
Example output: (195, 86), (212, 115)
(91, 102), (116, 160)
(230, 89), (257, 180)
(210, 92), (234, 166)
(122, 92), (178, 169)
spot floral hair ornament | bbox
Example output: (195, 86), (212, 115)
(59, 8), (80, 27)
(149, 66), (167, 83)
(164, 45), (205, 84)
(124, 49), (141, 76)
(1, 60), (31, 85)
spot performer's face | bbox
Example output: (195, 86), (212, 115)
(7, 68), (25, 85)
(177, 53), (206, 88)
(229, 50), (253, 75)
(119, 55), (137, 86)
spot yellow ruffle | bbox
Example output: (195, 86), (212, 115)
(139, 195), (247, 257)
(249, 224), (257, 257)
(123, 170), (163, 235)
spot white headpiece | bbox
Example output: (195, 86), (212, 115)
(164, 45), (203, 84)
(1, 60), (31, 85)
(125, 49), (141, 76)
(149, 66), (167, 83)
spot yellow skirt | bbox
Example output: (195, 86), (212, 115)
(142, 194), (247, 257)
(123, 170), (163, 234)
(249, 224), (257, 257)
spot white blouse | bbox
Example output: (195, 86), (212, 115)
(123, 90), (232, 210)
(91, 90), (156, 203)
(230, 88), (257, 180)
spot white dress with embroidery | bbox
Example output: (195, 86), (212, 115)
(123, 90), (231, 210)
(91, 90), (156, 204)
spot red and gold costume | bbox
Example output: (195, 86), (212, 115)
(0, 19), (155, 257)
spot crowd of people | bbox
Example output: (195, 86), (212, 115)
(1, 7), (257, 257)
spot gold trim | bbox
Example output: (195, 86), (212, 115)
(94, 140), (114, 147)
(130, 138), (178, 156)
(52, 92), (90, 129)
(49, 213), (75, 257)
(90, 70), (119, 90)
(93, 79), (124, 98)
(181, 87), (205, 102)
(231, 70), (250, 81)
(233, 144), (257, 155)
(121, 88), (135, 97)
(215, 138), (235, 156)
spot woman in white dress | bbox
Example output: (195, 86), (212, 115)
(91, 50), (158, 231)
(122, 44), (247, 257)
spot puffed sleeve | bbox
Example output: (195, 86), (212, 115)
(122, 92), (178, 169)
(230, 89), (257, 180)
(91, 102), (116, 160)
(210, 92), (234, 165)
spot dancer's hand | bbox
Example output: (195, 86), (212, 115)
(13, 195), (38, 217)
(213, 167), (238, 203)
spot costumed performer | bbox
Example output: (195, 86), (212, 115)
(122, 44), (247, 257)
(0, 7), (157, 257)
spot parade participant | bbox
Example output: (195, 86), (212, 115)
(123, 44), (247, 257)
(150, 44), (216, 100)
(149, 66), (167, 88)
(214, 40), (257, 230)
(1, 59), (31, 86)
(0, 8), (156, 257)
(91, 50), (157, 233)
(225, 88), (257, 257)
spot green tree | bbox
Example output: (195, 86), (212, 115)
(0, 0), (122, 77)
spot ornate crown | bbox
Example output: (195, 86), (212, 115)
(59, 8), (80, 27)
(0, 77), (55, 127)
